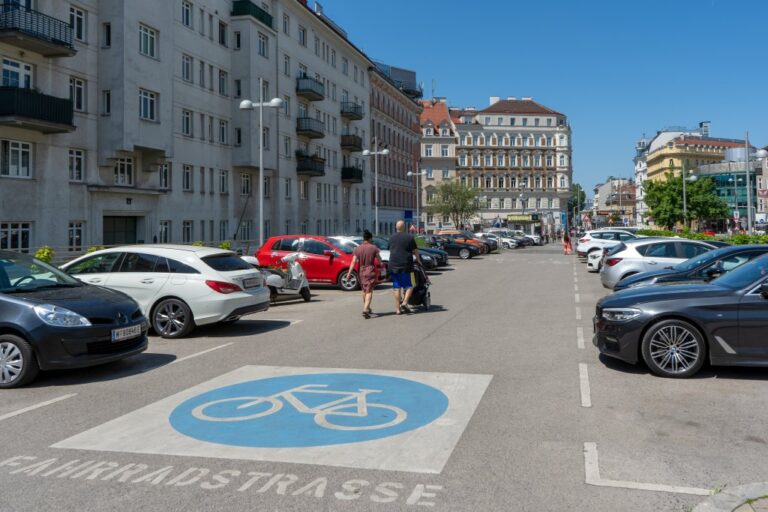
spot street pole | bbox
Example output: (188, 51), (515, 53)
(415, 171), (420, 234)
(258, 77), (264, 247)
(682, 165), (687, 230)
(374, 135), (379, 236)
(746, 131), (753, 234)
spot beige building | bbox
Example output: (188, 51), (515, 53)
(418, 98), (458, 232)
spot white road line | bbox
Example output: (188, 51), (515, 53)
(574, 293), (581, 303)
(577, 327), (585, 349)
(0, 393), (77, 422)
(574, 284), (579, 292)
(575, 307), (582, 320)
(170, 343), (233, 365)
(583, 443), (711, 496)
(579, 363), (592, 407)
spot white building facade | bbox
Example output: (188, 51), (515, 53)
(419, 98), (458, 232)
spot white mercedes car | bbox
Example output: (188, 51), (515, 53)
(61, 245), (269, 338)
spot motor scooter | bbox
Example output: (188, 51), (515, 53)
(241, 253), (311, 303)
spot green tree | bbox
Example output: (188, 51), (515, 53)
(425, 181), (479, 229)
(644, 172), (728, 229)
(567, 183), (587, 213)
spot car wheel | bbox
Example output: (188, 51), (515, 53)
(338, 270), (359, 291)
(300, 287), (311, 302)
(641, 319), (706, 378)
(152, 298), (195, 339)
(0, 334), (39, 389)
(459, 248), (471, 260)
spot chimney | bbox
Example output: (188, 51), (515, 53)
(699, 121), (711, 137)
(522, 96), (533, 101)
(507, 96), (516, 101)
(489, 96), (500, 105)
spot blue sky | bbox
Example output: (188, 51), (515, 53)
(324, 0), (768, 194)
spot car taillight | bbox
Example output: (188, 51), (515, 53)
(205, 280), (243, 294)
(605, 258), (623, 267)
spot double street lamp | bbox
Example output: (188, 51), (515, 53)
(407, 170), (427, 234)
(239, 77), (283, 247)
(362, 138), (389, 236)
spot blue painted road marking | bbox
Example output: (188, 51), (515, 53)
(169, 373), (450, 448)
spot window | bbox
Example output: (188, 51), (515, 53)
(559, 176), (566, 188)
(546, 155), (553, 167)
(199, 60), (205, 88)
(68, 149), (84, 182)
(426, 167), (433, 179)
(342, 57), (348, 75)
(424, 145), (433, 157)
(258, 32), (268, 57)
(522, 118), (528, 126)
(219, 170), (229, 193)
(182, 221), (193, 243)
(441, 145), (449, 157)
(182, 1), (192, 27)
(1, 140), (32, 178)
(182, 164), (193, 191)
(139, 25), (157, 58)
(101, 90), (111, 115)
(300, 180), (308, 199)
(139, 89), (157, 121)
(235, 128), (242, 146)
(159, 221), (171, 243)
(198, 7), (204, 34)
(67, 222), (84, 251)
(207, 116), (213, 142)
(0, 222), (31, 252)
(241, 173), (251, 195)
(218, 21), (227, 46)
(559, 155), (566, 166)
(102, 22), (111, 47)
(283, 54), (290, 76)
(316, 182), (322, 201)
(442, 167), (449, 179)
(314, 36), (320, 56)
(298, 25), (306, 46)
(261, 80), (269, 102)
(2, 58), (32, 88)
(182, 54), (192, 81)
(182, 109), (192, 136)
(239, 220), (253, 241)
(263, 176), (271, 198)
(535, 118), (540, 127)
(218, 120), (228, 144)
(234, 79), (241, 98)
(262, 126), (269, 149)
(69, 6), (86, 42)
(159, 163), (170, 189)
(484, 154), (492, 166)
(282, 95), (290, 117)
(69, 77), (85, 112)
(234, 31), (241, 49)
(285, 178), (292, 199)
(472, 155), (479, 167)
(331, 49), (336, 67)
(459, 155), (466, 167)
(283, 14), (289, 34)
(114, 157), (134, 186)
(283, 136), (291, 157)
(199, 166), (205, 192)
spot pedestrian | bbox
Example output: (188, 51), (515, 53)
(389, 220), (422, 315)
(345, 230), (381, 319)
(563, 233), (573, 255)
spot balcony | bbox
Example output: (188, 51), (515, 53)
(296, 117), (325, 139)
(296, 155), (325, 177)
(340, 101), (363, 120)
(340, 134), (362, 152)
(341, 166), (364, 183)
(0, 87), (74, 133)
(296, 76), (325, 101)
(0, 4), (75, 57)
(231, 0), (273, 29)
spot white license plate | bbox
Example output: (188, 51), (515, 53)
(243, 278), (260, 289)
(111, 324), (142, 342)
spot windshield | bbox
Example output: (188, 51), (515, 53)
(711, 254), (768, 290)
(672, 247), (726, 272)
(325, 238), (354, 254)
(371, 237), (389, 250)
(0, 251), (82, 293)
(202, 253), (252, 271)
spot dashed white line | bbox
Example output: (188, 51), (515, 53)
(575, 307), (582, 320)
(583, 443), (711, 496)
(170, 343), (233, 365)
(579, 363), (592, 407)
(0, 393), (78, 422)
(574, 293), (581, 303)
(577, 327), (585, 349)
(574, 284), (579, 292)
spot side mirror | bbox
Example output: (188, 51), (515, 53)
(761, 282), (768, 299)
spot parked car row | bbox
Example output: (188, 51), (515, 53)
(580, 228), (768, 378)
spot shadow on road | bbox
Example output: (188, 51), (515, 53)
(598, 354), (768, 381)
(31, 352), (177, 387)
(194, 319), (293, 339)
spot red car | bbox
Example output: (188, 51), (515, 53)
(256, 235), (385, 291)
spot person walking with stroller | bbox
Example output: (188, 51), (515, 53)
(389, 220), (422, 314)
(346, 230), (381, 319)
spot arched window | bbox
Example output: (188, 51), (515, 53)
(559, 155), (566, 166)
(484, 154), (492, 167)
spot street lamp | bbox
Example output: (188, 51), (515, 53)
(519, 193), (527, 233)
(752, 149), (768, 232)
(728, 175), (744, 229)
(681, 168), (697, 229)
(239, 78), (283, 247)
(407, 170), (427, 234)
(362, 137), (389, 236)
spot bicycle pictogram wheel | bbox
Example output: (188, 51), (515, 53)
(191, 396), (282, 422)
(314, 403), (407, 431)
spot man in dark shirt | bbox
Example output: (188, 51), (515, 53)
(388, 220), (421, 314)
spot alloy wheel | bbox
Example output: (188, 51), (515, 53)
(647, 324), (701, 375)
(0, 341), (22, 384)
(154, 300), (190, 337)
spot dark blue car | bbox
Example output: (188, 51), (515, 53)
(0, 250), (148, 388)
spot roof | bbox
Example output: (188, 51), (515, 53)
(419, 100), (451, 127)
(479, 99), (563, 116)
(673, 136), (750, 149)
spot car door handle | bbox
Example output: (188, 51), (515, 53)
(87, 278), (102, 283)
(140, 278), (155, 284)
(271, 252), (278, 257)
(648, 261), (657, 265)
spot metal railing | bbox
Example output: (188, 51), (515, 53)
(0, 86), (73, 126)
(340, 134), (362, 151)
(341, 166), (363, 182)
(340, 101), (363, 119)
(296, 117), (325, 136)
(0, 3), (74, 49)
(296, 76), (325, 99)
(230, 0), (273, 28)
(296, 156), (326, 176)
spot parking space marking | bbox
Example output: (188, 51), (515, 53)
(169, 343), (233, 365)
(574, 293), (581, 303)
(578, 364), (591, 407)
(0, 393), (77, 422)
(577, 327), (585, 349)
(574, 284), (579, 292)
(583, 443), (711, 496)
(575, 307), (582, 320)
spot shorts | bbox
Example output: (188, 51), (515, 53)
(391, 272), (414, 289)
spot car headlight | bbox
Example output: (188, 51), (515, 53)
(33, 304), (92, 327)
(602, 308), (642, 322)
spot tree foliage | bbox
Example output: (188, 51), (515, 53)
(425, 181), (479, 229)
(644, 172), (729, 230)
(567, 183), (587, 213)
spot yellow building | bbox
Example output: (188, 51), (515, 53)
(646, 136), (748, 182)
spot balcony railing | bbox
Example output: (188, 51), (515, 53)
(0, 87), (74, 133)
(0, 4), (75, 56)
(341, 166), (364, 183)
(296, 155), (326, 177)
(296, 117), (325, 139)
(296, 76), (325, 101)
(231, 0), (273, 29)
(340, 101), (363, 120)
(340, 134), (362, 152)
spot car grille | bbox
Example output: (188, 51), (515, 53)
(595, 305), (602, 318)
(88, 309), (143, 326)
(86, 336), (144, 355)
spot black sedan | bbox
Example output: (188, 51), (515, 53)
(422, 236), (480, 259)
(419, 247), (450, 266)
(0, 250), (148, 388)
(614, 245), (768, 291)
(594, 254), (768, 378)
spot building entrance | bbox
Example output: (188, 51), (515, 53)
(103, 216), (138, 246)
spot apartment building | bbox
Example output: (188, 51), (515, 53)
(0, 0), (375, 254)
(418, 97), (458, 232)
(454, 96), (572, 235)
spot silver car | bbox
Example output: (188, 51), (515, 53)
(599, 238), (717, 289)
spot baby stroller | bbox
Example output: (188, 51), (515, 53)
(407, 265), (432, 311)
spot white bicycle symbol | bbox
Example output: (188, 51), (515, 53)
(190, 384), (408, 431)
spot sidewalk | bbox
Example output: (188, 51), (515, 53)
(694, 484), (768, 512)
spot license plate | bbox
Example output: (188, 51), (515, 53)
(111, 324), (142, 342)
(243, 278), (260, 289)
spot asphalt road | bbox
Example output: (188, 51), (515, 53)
(1, 245), (766, 511)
